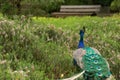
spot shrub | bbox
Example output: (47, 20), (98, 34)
(0, 17), (77, 79)
(0, 19), (35, 59)
(110, 0), (120, 12)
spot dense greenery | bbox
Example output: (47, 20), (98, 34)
(110, 0), (120, 12)
(0, 0), (118, 16)
(0, 14), (76, 80)
(0, 13), (120, 79)
(0, 0), (64, 16)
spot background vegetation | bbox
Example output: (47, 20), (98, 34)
(110, 0), (120, 12)
(0, 0), (119, 16)
(0, 13), (120, 79)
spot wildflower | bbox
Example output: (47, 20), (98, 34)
(13, 71), (18, 73)
(3, 20), (7, 23)
(11, 28), (15, 32)
(5, 34), (8, 38)
(21, 29), (25, 33)
(0, 60), (7, 64)
(102, 21), (108, 26)
(19, 70), (24, 75)
(12, 31), (15, 36)
(26, 70), (30, 73)
(92, 20), (97, 24)
(20, 34), (23, 39)
(9, 21), (14, 25)
(25, 66), (28, 69)
(49, 24), (55, 29)
(111, 50), (115, 54)
(31, 65), (35, 71)
(117, 54), (120, 60)
(58, 28), (63, 34)
(2, 31), (6, 35)
(24, 74), (28, 77)
(3, 50), (6, 53)
(60, 74), (64, 78)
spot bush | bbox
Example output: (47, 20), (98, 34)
(0, 16), (78, 79)
(0, 19), (36, 60)
(0, 0), (64, 16)
(0, 0), (17, 15)
(110, 0), (120, 12)
(39, 0), (64, 13)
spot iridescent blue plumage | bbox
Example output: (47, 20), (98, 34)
(78, 30), (84, 48)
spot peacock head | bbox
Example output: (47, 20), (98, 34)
(79, 27), (85, 37)
(80, 30), (84, 37)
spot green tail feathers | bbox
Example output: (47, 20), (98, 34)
(82, 47), (111, 80)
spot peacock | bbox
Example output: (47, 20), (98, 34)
(73, 27), (114, 80)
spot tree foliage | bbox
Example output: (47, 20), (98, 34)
(93, 0), (113, 6)
(110, 0), (120, 12)
(0, 0), (21, 15)
(0, 0), (64, 16)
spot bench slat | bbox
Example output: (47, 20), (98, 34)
(61, 5), (101, 9)
(60, 9), (100, 13)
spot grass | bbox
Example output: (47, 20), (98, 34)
(33, 15), (120, 79)
(0, 14), (120, 80)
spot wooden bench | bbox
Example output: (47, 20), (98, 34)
(52, 5), (101, 17)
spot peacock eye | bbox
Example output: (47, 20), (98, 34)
(90, 55), (95, 59)
(94, 60), (98, 64)
(87, 50), (92, 54)
(96, 72), (103, 76)
(96, 66), (101, 71)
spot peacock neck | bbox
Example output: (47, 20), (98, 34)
(80, 36), (83, 41)
(78, 36), (84, 48)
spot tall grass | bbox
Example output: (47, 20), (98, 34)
(0, 16), (76, 80)
(0, 14), (120, 79)
(33, 16), (120, 79)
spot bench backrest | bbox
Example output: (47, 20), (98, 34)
(60, 5), (101, 13)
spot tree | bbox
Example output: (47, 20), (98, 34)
(0, 0), (64, 16)
(0, 0), (22, 15)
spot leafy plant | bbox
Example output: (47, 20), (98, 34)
(110, 0), (120, 12)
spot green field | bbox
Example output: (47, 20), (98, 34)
(0, 14), (120, 80)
